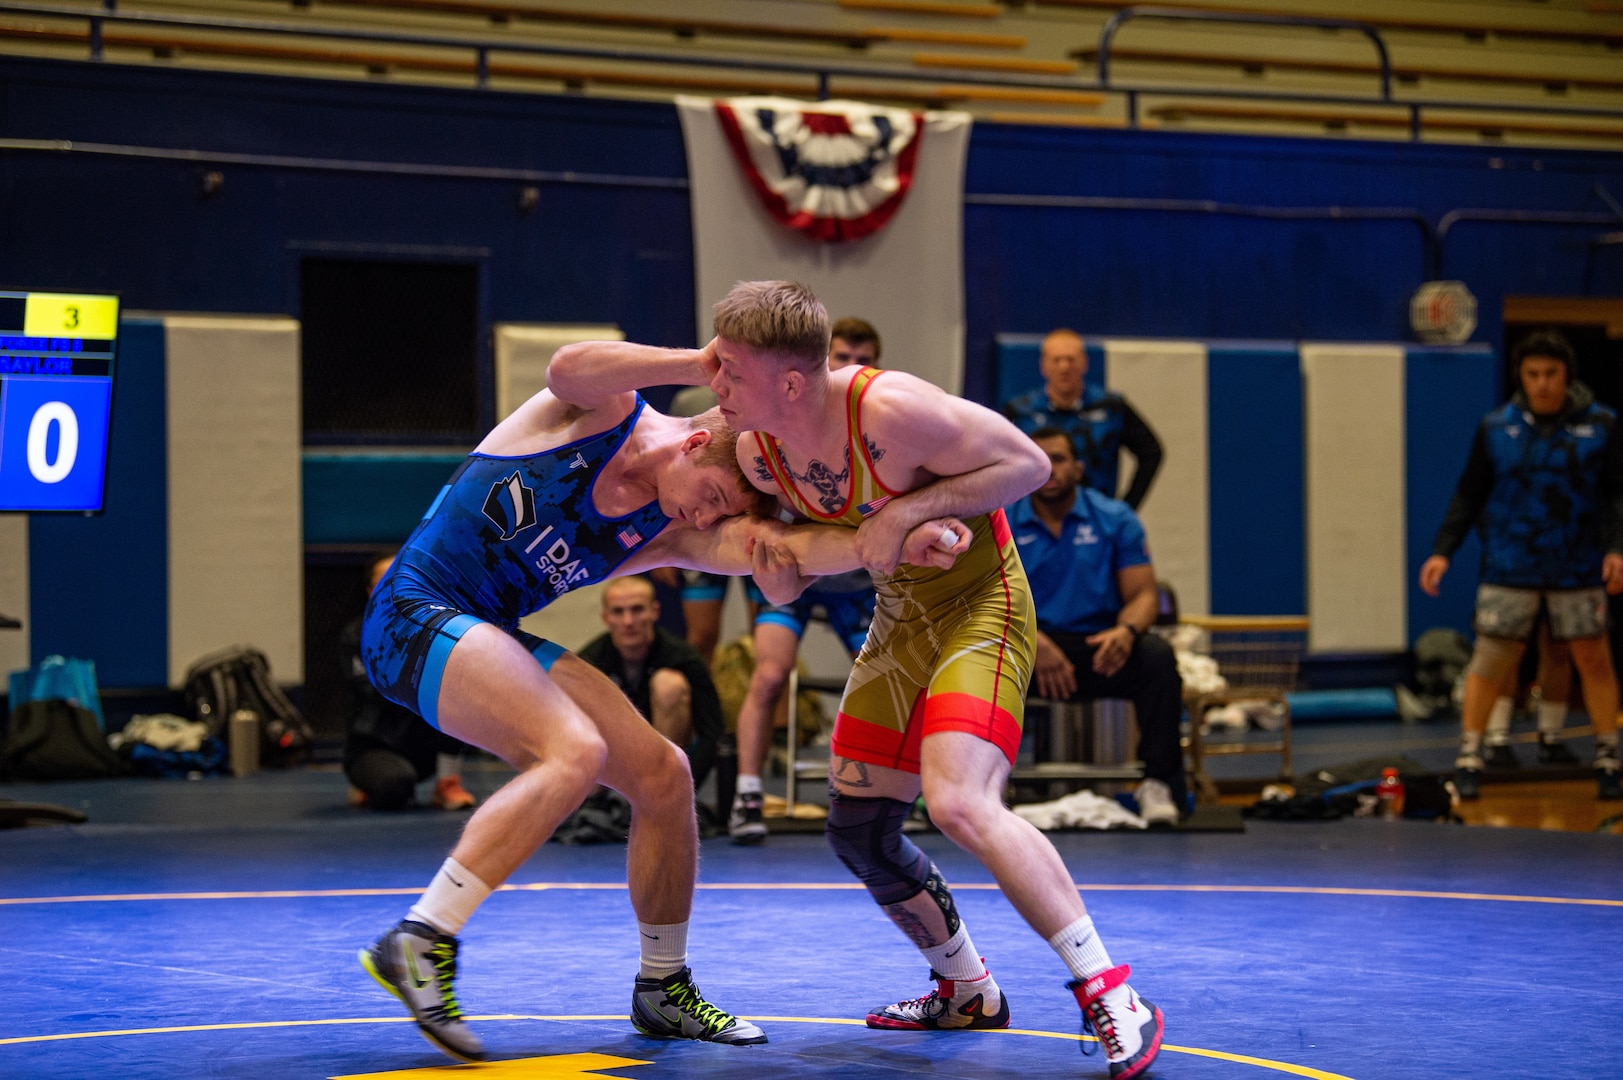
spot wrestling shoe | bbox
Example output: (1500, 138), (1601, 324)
(631, 967), (767, 1044)
(1068, 964), (1163, 1080)
(1538, 739), (1580, 765)
(432, 775), (477, 811)
(866, 967), (1010, 1031)
(728, 792), (767, 845)
(1597, 751), (1622, 801)
(1453, 756), (1483, 801)
(358, 919), (484, 1062)
(1483, 743), (1520, 770)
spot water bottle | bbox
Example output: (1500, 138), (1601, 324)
(229, 708), (261, 778)
(1376, 767), (1405, 821)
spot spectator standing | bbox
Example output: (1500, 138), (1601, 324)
(1420, 329), (1623, 800)
(1001, 328), (1163, 509)
(1008, 428), (1187, 824)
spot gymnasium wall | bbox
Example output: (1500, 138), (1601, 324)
(5, 316), (302, 688)
(995, 337), (1497, 649)
(2, 57), (1621, 685)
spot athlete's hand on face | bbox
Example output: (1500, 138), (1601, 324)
(1604, 553), (1623, 595)
(751, 533), (810, 606)
(1085, 625), (1135, 678)
(1418, 555), (1449, 597)
(1034, 633), (1077, 701)
(899, 518), (972, 570)
(694, 337), (722, 384)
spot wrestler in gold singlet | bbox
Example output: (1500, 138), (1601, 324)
(752, 366), (1036, 774)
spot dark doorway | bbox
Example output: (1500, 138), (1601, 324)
(300, 258), (479, 444)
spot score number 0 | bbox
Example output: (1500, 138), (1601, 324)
(25, 400), (80, 484)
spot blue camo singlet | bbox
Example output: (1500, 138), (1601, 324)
(361, 396), (671, 722)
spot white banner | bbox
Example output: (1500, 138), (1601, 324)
(678, 96), (972, 394)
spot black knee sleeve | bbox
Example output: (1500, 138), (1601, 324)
(825, 791), (962, 934)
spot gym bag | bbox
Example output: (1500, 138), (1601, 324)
(182, 646), (314, 768)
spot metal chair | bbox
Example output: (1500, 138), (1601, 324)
(1009, 698), (1144, 799)
(1181, 615), (1309, 803)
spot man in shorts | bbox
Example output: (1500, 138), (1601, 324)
(566, 283), (1163, 1077)
(728, 316), (884, 844)
(357, 338), (967, 1062)
(1420, 329), (1623, 800)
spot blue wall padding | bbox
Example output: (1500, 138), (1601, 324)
(29, 318), (169, 687)
(1285, 688), (1399, 721)
(1404, 345), (1498, 643)
(1208, 342), (1305, 616)
(962, 123), (1623, 406)
(303, 454), (464, 544)
(992, 334), (1106, 408)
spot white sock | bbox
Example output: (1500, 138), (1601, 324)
(1459, 729), (1484, 757)
(1048, 915), (1114, 983)
(639, 921), (689, 979)
(1485, 698), (1514, 744)
(436, 753), (463, 780)
(1537, 702), (1567, 739)
(736, 774), (762, 796)
(921, 925), (987, 983)
(408, 857), (491, 936)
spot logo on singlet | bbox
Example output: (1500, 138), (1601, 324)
(568, 452), (589, 470)
(482, 471), (538, 541)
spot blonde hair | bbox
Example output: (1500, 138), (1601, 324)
(712, 280), (830, 370)
(688, 407), (780, 515)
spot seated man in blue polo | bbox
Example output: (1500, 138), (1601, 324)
(1008, 427), (1186, 825)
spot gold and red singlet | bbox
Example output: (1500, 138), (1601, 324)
(752, 367), (1036, 774)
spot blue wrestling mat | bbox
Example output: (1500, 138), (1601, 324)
(2, 776), (1621, 1079)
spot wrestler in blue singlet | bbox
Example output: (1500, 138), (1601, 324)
(362, 398), (670, 728)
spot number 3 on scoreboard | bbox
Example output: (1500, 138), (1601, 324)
(22, 294), (116, 338)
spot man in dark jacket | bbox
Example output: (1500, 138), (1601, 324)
(1420, 330), (1623, 800)
(577, 575), (724, 790)
(1000, 328), (1163, 509)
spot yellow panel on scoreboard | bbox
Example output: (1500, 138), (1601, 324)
(23, 293), (119, 339)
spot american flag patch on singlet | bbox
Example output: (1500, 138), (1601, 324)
(855, 495), (892, 517)
(616, 526), (642, 549)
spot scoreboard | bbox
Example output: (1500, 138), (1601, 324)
(0, 291), (120, 512)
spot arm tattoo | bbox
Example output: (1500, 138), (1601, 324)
(883, 903), (942, 948)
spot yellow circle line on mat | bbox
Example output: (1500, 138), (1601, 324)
(1, 881), (1618, 907)
(0, 1014), (1356, 1078)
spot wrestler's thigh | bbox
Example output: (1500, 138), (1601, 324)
(544, 650), (689, 796)
(828, 754), (920, 802)
(434, 622), (602, 771)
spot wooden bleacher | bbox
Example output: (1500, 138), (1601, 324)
(1070, 45), (1623, 97)
(0, 0), (1620, 146)
(1027, 0), (1623, 50)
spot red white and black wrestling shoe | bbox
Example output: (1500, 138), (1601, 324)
(866, 966), (1011, 1030)
(1068, 963), (1163, 1078)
